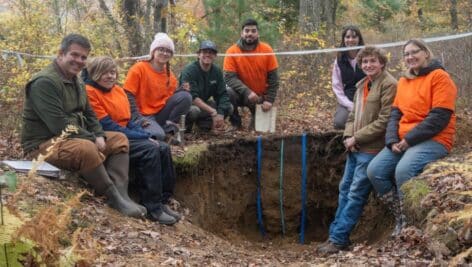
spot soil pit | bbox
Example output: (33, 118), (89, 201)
(175, 133), (393, 245)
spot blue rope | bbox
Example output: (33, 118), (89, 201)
(279, 139), (286, 236)
(300, 133), (307, 244)
(256, 136), (266, 237)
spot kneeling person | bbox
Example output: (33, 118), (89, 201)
(179, 40), (232, 133)
(318, 46), (397, 254)
(85, 56), (181, 225)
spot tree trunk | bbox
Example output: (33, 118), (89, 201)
(154, 0), (169, 33)
(450, 0), (458, 30)
(122, 0), (144, 56)
(51, 0), (63, 34)
(98, 0), (123, 55)
(298, 0), (337, 37)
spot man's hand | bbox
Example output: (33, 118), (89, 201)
(212, 114), (225, 131)
(261, 101), (272, 112)
(180, 82), (190, 91)
(95, 136), (106, 152)
(248, 91), (260, 104)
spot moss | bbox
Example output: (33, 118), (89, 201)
(173, 144), (208, 172)
(402, 179), (431, 224)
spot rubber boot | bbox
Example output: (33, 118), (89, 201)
(105, 153), (147, 216)
(391, 193), (407, 236)
(378, 189), (407, 237)
(81, 164), (144, 218)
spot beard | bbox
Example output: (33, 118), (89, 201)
(242, 37), (258, 46)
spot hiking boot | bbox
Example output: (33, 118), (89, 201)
(162, 204), (182, 221)
(164, 120), (180, 135)
(317, 240), (348, 255)
(148, 209), (177, 225)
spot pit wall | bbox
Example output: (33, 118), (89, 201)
(174, 133), (390, 243)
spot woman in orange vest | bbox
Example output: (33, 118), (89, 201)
(85, 56), (181, 225)
(124, 33), (192, 142)
(367, 39), (457, 236)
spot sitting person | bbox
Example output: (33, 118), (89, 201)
(318, 46), (397, 254)
(124, 32), (192, 141)
(85, 56), (181, 225)
(331, 25), (366, 129)
(367, 39), (457, 236)
(179, 40), (232, 133)
(21, 34), (145, 218)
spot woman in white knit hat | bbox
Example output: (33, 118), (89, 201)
(124, 33), (192, 142)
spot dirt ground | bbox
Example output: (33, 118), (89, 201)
(1, 107), (471, 266)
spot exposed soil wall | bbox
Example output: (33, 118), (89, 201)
(175, 133), (391, 244)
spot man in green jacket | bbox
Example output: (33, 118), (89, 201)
(21, 33), (145, 218)
(179, 40), (232, 133)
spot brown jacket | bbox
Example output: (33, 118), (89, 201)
(344, 70), (397, 153)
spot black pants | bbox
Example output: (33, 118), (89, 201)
(226, 87), (263, 127)
(128, 139), (176, 213)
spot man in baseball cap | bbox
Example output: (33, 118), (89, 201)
(178, 40), (232, 133)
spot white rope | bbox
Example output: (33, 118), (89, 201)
(1, 31), (472, 63)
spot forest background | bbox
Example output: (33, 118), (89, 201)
(0, 0), (471, 147)
(0, 0), (472, 265)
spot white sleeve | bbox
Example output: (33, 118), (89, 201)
(331, 60), (353, 111)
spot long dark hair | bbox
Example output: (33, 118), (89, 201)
(336, 25), (364, 60)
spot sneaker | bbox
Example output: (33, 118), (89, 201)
(317, 240), (348, 255)
(148, 209), (177, 225)
(161, 204), (182, 221)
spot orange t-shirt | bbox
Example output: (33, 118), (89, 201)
(123, 61), (177, 116)
(223, 42), (278, 95)
(86, 84), (131, 127)
(394, 69), (457, 151)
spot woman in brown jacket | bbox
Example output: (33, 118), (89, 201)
(318, 46), (397, 254)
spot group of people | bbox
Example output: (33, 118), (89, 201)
(319, 26), (457, 254)
(20, 17), (457, 247)
(20, 19), (278, 225)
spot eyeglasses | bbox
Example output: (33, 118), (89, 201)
(403, 49), (422, 57)
(156, 47), (173, 54)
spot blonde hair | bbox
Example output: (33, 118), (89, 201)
(86, 56), (117, 82)
(403, 39), (434, 62)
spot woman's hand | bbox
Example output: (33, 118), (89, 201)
(343, 137), (358, 152)
(392, 139), (409, 153)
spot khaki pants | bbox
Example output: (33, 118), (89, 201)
(30, 131), (129, 173)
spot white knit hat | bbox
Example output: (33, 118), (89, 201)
(149, 33), (175, 56)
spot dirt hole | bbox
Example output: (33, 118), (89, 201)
(175, 133), (393, 245)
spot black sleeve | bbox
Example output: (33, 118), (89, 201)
(404, 107), (453, 146)
(125, 91), (143, 122)
(224, 71), (250, 96)
(265, 69), (279, 103)
(385, 107), (402, 149)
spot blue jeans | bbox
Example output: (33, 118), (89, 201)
(367, 140), (448, 197)
(329, 152), (375, 246)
